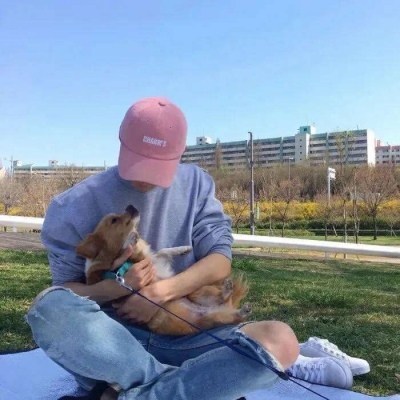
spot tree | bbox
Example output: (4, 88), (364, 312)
(214, 139), (222, 170)
(57, 166), (88, 190)
(257, 166), (278, 234)
(17, 175), (61, 217)
(296, 164), (327, 200)
(357, 166), (398, 240)
(333, 131), (355, 173)
(217, 185), (249, 233)
(0, 178), (23, 215)
(314, 192), (335, 240)
(271, 177), (302, 237)
(380, 200), (400, 236)
(332, 165), (358, 243)
(348, 169), (361, 243)
(252, 140), (264, 167)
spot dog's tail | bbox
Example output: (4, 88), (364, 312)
(231, 272), (249, 307)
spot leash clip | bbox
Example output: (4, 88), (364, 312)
(115, 275), (138, 295)
(115, 275), (125, 286)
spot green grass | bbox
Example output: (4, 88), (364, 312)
(233, 257), (400, 396)
(0, 250), (51, 351)
(0, 249), (399, 395)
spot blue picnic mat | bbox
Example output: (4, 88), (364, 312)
(0, 349), (399, 400)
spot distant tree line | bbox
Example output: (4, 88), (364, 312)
(0, 167), (87, 220)
(212, 164), (400, 240)
(1, 163), (399, 240)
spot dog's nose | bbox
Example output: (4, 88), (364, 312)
(126, 205), (139, 218)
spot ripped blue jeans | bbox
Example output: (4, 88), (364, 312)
(26, 287), (282, 400)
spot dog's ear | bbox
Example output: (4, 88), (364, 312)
(76, 234), (104, 259)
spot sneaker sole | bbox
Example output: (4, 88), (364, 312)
(352, 365), (371, 376)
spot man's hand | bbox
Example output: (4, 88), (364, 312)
(112, 285), (160, 325)
(113, 245), (156, 291)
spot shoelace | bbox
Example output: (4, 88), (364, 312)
(310, 338), (348, 361)
(289, 361), (325, 383)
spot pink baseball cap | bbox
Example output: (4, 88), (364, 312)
(118, 97), (187, 187)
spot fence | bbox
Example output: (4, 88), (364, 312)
(233, 234), (400, 258)
(0, 215), (44, 231)
(1, 215), (400, 259)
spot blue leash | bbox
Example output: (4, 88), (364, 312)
(115, 275), (330, 400)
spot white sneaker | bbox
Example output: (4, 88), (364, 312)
(300, 337), (370, 376)
(286, 355), (353, 389)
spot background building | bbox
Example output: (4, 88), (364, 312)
(4, 127), (398, 181)
(375, 141), (400, 165)
(181, 126), (377, 169)
(12, 160), (107, 179)
(180, 139), (249, 169)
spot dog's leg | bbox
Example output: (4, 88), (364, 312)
(221, 278), (234, 301)
(152, 247), (192, 279)
(148, 300), (252, 336)
(187, 278), (233, 306)
(196, 304), (253, 330)
(238, 302), (252, 319)
(156, 246), (192, 257)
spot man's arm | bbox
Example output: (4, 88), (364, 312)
(63, 251), (156, 305)
(63, 280), (131, 305)
(146, 169), (234, 303)
(149, 253), (231, 303)
(113, 253), (231, 324)
(112, 170), (233, 323)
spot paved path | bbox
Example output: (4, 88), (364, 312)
(0, 232), (45, 251)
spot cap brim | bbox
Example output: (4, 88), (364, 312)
(118, 143), (179, 188)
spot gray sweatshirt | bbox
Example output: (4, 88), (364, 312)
(41, 164), (233, 286)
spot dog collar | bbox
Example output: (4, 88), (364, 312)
(103, 261), (133, 280)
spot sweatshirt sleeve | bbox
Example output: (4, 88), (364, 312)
(41, 198), (87, 286)
(192, 170), (233, 261)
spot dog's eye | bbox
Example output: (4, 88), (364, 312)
(111, 217), (118, 224)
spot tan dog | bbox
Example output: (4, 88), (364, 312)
(76, 205), (252, 335)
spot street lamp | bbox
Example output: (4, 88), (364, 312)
(248, 132), (255, 235)
(286, 157), (295, 180)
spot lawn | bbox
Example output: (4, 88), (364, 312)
(0, 249), (399, 396)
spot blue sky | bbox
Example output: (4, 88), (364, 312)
(1, 0), (400, 168)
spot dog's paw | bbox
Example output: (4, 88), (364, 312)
(222, 278), (234, 300)
(181, 246), (192, 255)
(239, 302), (252, 318)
